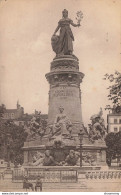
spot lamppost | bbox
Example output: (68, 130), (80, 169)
(6, 133), (11, 170)
(78, 129), (84, 167)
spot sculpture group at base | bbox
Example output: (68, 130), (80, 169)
(30, 149), (80, 167)
(29, 147), (98, 167)
(48, 106), (72, 139)
(25, 112), (47, 141)
(88, 108), (107, 143)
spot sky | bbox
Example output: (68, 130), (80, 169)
(0, 0), (121, 127)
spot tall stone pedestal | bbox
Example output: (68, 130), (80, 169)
(45, 55), (84, 134)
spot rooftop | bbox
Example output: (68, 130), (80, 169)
(4, 109), (17, 113)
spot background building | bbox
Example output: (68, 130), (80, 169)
(107, 106), (121, 133)
(3, 101), (24, 120)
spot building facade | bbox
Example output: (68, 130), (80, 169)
(2, 101), (24, 120)
(107, 106), (121, 133)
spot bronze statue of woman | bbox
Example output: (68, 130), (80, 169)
(51, 9), (80, 56)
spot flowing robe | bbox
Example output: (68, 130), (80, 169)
(51, 18), (74, 55)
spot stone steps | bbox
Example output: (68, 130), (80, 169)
(1, 179), (121, 191)
(0, 181), (87, 191)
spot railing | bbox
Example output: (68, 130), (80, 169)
(12, 167), (121, 182)
(12, 169), (25, 181)
(85, 171), (121, 179)
(12, 168), (77, 183)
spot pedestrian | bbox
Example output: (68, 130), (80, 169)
(23, 175), (34, 191)
(35, 175), (42, 191)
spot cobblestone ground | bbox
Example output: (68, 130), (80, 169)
(0, 179), (121, 192)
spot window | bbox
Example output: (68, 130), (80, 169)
(114, 127), (118, 133)
(5, 113), (8, 118)
(11, 113), (14, 118)
(114, 119), (118, 124)
(119, 127), (121, 132)
(119, 119), (121, 124)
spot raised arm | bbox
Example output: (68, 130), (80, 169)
(70, 20), (80, 27)
(53, 24), (60, 35)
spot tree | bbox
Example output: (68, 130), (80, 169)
(103, 71), (121, 111)
(0, 104), (6, 118)
(0, 119), (28, 165)
(105, 131), (121, 166)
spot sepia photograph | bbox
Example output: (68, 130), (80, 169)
(0, 0), (121, 192)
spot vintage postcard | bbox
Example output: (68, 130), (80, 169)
(0, 0), (121, 192)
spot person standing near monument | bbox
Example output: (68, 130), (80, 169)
(52, 9), (80, 55)
(35, 175), (42, 192)
(23, 175), (34, 191)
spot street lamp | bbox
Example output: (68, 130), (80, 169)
(78, 130), (84, 167)
(6, 133), (11, 169)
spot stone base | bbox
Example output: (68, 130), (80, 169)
(23, 139), (107, 167)
(82, 144), (107, 166)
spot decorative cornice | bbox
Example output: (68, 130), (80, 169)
(53, 54), (79, 61)
(51, 59), (79, 71)
(45, 71), (84, 86)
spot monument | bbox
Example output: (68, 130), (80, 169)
(23, 9), (107, 168)
(45, 9), (85, 141)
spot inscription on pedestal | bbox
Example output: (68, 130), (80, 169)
(48, 85), (82, 125)
(50, 86), (79, 99)
(53, 89), (73, 97)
